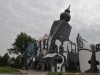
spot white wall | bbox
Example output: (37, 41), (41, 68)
(57, 64), (62, 72)
(48, 35), (53, 51)
(51, 65), (55, 72)
(55, 40), (61, 53)
(42, 50), (47, 56)
(37, 50), (40, 57)
(63, 41), (68, 52)
(62, 66), (65, 72)
(43, 53), (57, 58)
(56, 54), (64, 72)
(79, 50), (92, 72)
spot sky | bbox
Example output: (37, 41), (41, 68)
(0, 0), (100, 56)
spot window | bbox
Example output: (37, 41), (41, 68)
(54, 55), (63, 63)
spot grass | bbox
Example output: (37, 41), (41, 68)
(0, 67), (19, 73)
(47, 72), (78, 75)
(67, 70), (79, 73)
(47, 72), (64, 75)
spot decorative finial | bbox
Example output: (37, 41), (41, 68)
(60, 5), (71, 22)
(78, 33), (79, 36)
(65, 5), (71, 13)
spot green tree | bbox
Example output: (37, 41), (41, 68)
(9, 57), (16, 68)
(1, 53), (10, 66)
(14, 55), (21, 68)
(0, 55), (2, 61)
(11, 57), (16, 62)
(8, 32), (35, 68)
(8, 32), (35, 55)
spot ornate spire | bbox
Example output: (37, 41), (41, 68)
(60, 5), (71, 22)
(65, 5), (71, 13)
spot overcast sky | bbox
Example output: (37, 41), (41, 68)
(0, 0), (100, 56)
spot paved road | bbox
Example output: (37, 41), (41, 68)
(0, 70), (48, 75)
(1, 70), (100, 75)
(19, 70), (48, 75)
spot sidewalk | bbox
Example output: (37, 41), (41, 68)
(18, 69), (48, 75)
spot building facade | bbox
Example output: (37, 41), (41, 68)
(25, 34), (79, 72)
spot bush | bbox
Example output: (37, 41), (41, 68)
(47, 72), (64, 75)
(0, 67), (18, 73)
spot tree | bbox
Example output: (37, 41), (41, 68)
(0, 55), (2, 60)
(11, 57), (16, 62)
(14, 55), (22, 68)
(8, 32), (35, 55)
(9, 57), (16, 68)
(1, 53), (10, 66)
(0, 55), (2, 66)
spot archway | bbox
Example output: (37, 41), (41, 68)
(38, 60), (48, 71)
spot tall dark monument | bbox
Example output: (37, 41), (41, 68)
(48, 5), (72, 53)
(85, 45), (99, 73)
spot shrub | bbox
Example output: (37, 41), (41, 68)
(0, 67), (18, 73)
(47, 72), (64, 75)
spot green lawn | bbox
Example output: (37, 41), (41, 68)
(47, 72), (77, 75)
(47, 72), (63, 75)
(0, 67), (19, 73)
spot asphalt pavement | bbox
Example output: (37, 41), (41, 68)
(19, 70), (48, 75)
(0, 70), (48, 75)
